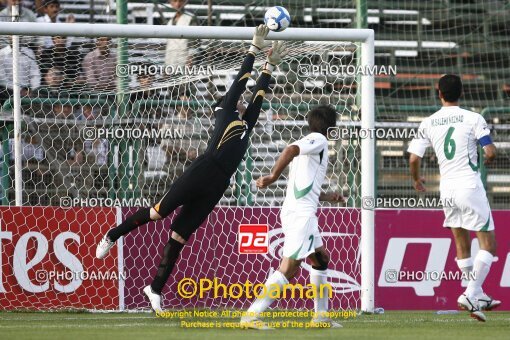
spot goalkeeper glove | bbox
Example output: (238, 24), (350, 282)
(249, 24), (270, 53)
(264, 40), (288, 72)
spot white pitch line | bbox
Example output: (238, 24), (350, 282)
(0, 322), (181, 329)
(0, 316), (156, 322)
(1, 316), (509, 325)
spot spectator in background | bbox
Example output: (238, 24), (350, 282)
(75, 104), (99, 121)
(39, 35), (82, 88)
(41, 66), (64, 95)
(164, 0), (197, 68)
(0, 37), (41, 103)
(36, 0), (75, 49)
(163, 0), (196, 119)
(82, 37), (117, 92)
(22, 135), (45, 162)
(84, 139), (108, 166)
(34, 0), (44, 14)
(0, 135), (45, 162)
(160, 117), (205, 171)
(130, 63), (158, 104)
(138, 67), (156, 93)
(0, 0), (37, 49)
(0, 0), (37, 23)
(66, 139), (83, 166)
(52, 102), (74, 119)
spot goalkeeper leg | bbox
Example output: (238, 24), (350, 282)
(144, 176), (228, 311)
(95, 182), (185, 259)
(149, 199), (219, 295)
(95, 156), (213, 259)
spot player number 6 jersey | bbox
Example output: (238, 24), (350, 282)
(407, 106), (491, 190)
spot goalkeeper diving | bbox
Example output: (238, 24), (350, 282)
(95, 25), (288, 312)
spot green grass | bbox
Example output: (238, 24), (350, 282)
(0, 310), (509, 340)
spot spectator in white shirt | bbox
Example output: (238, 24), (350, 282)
(164, 0), (197, 68)
(0, 0), (37, 49)
(0, 39), (41, 101)
(0, 136), (45, 162)
(36, 0), (75, 49)
(0, 0), (37, 22)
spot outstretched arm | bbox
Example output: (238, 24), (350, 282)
(244, 41), (288, 129)
(221, 25), (269, 112)
(256, 145), (299, 188)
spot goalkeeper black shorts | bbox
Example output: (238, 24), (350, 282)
(153, 154), (231, 241)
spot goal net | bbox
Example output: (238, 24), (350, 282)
(0, 22), (374, 312)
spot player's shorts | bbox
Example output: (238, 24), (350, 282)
(153, 155), (231, 240)
(441, 182), (495, 232)
(280, 212), (323, 260)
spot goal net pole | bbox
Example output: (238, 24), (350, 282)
(0, 22), (375, 313)
(361, 31), (375, 313)
(0, 22), (373, 42)
(10, 7), (23, 207)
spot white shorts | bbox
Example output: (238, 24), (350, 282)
(280, 212), (323, 260)
(441, 183), (494, 232)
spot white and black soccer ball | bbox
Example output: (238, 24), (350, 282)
(264, 6), (291, 32)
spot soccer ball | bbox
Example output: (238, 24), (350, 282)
(264, 6), (291, 32)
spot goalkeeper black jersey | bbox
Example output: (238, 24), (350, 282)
(203, 52), (272, 176)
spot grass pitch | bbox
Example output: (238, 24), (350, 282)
(0, 310), (509, 340)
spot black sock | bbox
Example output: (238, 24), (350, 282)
(107, 207), (152, 242)
(151, 238), (185, 295)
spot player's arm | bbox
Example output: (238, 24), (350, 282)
(244, 41), (288, 129)
(257, 136), (326, 188)
(409, 153), (426, 192)
(256, 145), (299, 188)
(483, 144), (497, 164)
(407, 120), (430, 192)
(475, 115), (497, 164)
(221, 25), (269, 112)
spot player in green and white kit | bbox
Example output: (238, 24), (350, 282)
(241, 105), (344, 329)
(408, 74), (500, 322)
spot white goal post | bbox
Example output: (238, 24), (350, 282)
(0, 22), (375, 312)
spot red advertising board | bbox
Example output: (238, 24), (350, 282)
(1, 206), (508, 311)
(376, 209), (510, 310)
(0, 206), (119, 310)
(238, 224), (269, 254)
